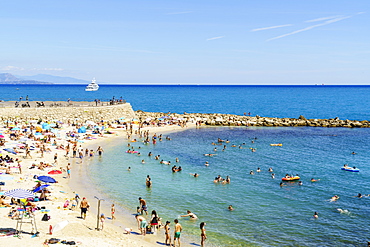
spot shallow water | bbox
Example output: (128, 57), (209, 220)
(87, 126), (370, 246)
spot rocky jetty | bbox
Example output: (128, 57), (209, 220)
(0, 100), (368, 128)
(135, 111), (370, 128)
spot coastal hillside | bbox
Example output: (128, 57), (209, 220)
(0, 73), (96, 84)
(0, 73), (50, 84)
(18, 74), (90, 84)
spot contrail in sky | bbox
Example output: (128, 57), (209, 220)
(251, 24), (292, 32)
(206, 36), (225, 41)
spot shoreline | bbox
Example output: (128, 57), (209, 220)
(0, 116), (197, 246)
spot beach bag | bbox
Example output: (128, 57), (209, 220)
(42, 213), (50, 221)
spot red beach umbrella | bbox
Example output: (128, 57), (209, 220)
(48, 170), (62, 175)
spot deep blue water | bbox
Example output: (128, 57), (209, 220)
(1, 84), (370, 120)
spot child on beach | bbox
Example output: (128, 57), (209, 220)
(100, 214), (105, 230)
(111, 204), (116, 220)
(70, 198), (77, 210)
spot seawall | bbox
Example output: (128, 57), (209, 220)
(0, 101), (136, 122)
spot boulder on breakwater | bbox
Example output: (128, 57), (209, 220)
(135, 111), (370, 128)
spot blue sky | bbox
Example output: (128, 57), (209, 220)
(0, 0), (369, 84)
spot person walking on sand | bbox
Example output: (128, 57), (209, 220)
(111, 204), (116, 220)
(200, 222), (207, 247)
(173, 219), (182, 247)
(80, 197), (89, 220)
(135, 214), (147, 235)
(164, 221), (171, 246)
(66, 163), (71, 178)
(53, 153), (58, 164)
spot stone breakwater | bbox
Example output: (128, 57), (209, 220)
(0, 102), (136, 122)
(135, 111), (370, 128)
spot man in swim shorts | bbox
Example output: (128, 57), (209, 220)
(173, 219), (182, 247)
(135, 214), (147, 235)
(139, 197), (148, 215)
(80, 197), (89, 220)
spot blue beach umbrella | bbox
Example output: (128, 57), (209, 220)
(78, 127), (86, 133)
(4, 188), (35, 199)
(37, 176), (57, 183)
(11, 127), (20, 131)
(33, 184), (50, 193)
(42, 123), (51, 130)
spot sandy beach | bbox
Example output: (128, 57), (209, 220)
(0, 112), (196, 247)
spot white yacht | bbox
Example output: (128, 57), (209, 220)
(85, 78), (99, 91)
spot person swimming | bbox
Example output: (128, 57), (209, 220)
(313, 212), (318, 219)
(181, 210), (198, 219)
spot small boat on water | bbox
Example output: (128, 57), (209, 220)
(341, 166), (359, 172)
(85, 78), (99, 91)
(270, 143), (283, 146)
(282, 176), (300, 181)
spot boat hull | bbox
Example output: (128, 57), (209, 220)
(341, 168), (359, 172)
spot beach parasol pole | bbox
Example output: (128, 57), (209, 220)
(94, 196), (104, 230)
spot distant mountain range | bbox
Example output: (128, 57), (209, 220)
(0, 73), (91, 84)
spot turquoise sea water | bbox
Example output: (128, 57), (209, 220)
(3, 84), (370, 246)
(88, 126), (370, 246)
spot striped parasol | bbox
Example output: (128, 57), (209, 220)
(3, 188), (35, 199)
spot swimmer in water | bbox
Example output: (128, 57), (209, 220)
(228, 205), (234, 211)
(330, 195), (340, 201)
(250, 170), (254, 175)
(337, 208), (349, 214)
(190, 173), (199, 177)
(268, 167), (273, 172)
(313, 212), (318, 219)
(355, 193), (363, 198)
(204, 162), (209, 167)
(181, 210), (198, 219)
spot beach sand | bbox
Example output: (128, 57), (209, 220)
(0, 119), (196, 246)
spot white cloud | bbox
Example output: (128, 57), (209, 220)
(1, 66), (25, 71)
(251, 24), (292, 32)
(206, 36), (225, 41)
(267, 15), (353, 41)
(30, 68), (64, 71)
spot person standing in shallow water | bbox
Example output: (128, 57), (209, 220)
(173, 219), (182, 247)
(146, 175), (152, 187)
(200, 222), (207, 247)
(164, 221), (171, 246)
(96, 146), (104, 156)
